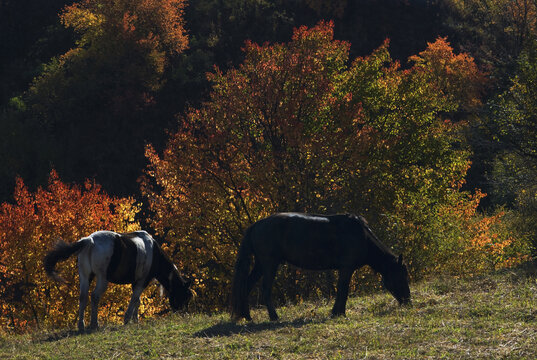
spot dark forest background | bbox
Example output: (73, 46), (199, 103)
(2, 0), (535, 210)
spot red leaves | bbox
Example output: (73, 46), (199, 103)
(0, 171), (142, 332)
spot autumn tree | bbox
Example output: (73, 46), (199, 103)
(143, 22), (362, 306)
(0, 171), (168, 332)
(140, 22), (528, 309)
(18, 0), (188, 197)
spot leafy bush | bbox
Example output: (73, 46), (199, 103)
(141, 22), (526, 311)
(0, 171), (154, 332)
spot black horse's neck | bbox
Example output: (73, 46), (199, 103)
(364, 231), (397, 276)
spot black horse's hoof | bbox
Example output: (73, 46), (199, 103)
(330, 312), (346, 318)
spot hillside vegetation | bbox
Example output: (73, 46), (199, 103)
(2, 1), (537, 331)
(2, 262), (536, 359)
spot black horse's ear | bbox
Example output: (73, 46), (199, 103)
(397, 254), (403, 265)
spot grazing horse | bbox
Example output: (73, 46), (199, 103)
(231, 213), (411, 321)
(44, 230), (192, 332)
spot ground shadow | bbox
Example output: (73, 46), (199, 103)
(193, 317), (326, 338)
(37, 324), (123, 343)
(37, 329), (83, 343)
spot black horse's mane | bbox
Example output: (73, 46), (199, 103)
(351, 214), (395, 259)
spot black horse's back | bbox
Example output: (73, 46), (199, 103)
(250, 213), (367, 270)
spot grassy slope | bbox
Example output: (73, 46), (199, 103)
(1, 263), (536, 359)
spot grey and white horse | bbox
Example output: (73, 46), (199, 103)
(44, 230), (192, 332)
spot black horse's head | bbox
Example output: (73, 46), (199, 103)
(168, 269), (193, 311)
(382, 254), (411, 305)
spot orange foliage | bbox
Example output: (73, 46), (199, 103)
(0, 171), (163, 333)
(409, 37), (487, 111)
(438, 190), (529, 273)
(61, 0), (188, 54)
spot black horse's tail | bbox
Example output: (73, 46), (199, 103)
(230, 226), (254, 321)
(44, 239), (89, 283)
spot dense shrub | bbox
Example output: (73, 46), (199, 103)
(0, 171), (163, 332)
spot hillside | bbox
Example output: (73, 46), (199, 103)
(1, 263), (536, 359)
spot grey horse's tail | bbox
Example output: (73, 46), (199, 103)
(230, 226), (254, 321)
(44, 239), (89, 283)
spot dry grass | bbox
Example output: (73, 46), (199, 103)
(1, 262), (536, 359)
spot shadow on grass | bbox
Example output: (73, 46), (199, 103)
(37, 329), (82, 343)
(37, 324), (123, 343)
(194, 317), (325, 338)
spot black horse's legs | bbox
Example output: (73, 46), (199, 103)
(242, 262), (262, 321)
(262, 262), (279, 321)
(78, 277), (90, 332)
(332, 268), (353, 317)
(132, 303), (140, 323)
(90, 277), (109, 329)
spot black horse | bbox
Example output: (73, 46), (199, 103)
(230, 213), (411, 321)
(44, 230), (193, 332)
